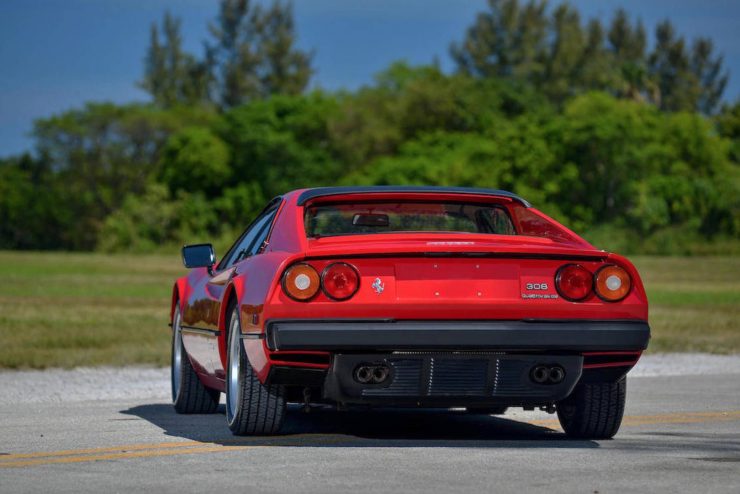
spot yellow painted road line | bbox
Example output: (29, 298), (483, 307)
(0, 433), (351, 462)
(0, 445), (251, 469)
(0, 441), (203, 460)
(528, 410), (740, 428)
(0, 435), (357, 469)
(2, 411), (739, 469)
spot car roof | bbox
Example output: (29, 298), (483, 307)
(295, 186), (531, 207)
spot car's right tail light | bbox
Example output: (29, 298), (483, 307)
(282, 263), (320, 301)
(555, 264), (593, 301)
(594, 265), (631, 302)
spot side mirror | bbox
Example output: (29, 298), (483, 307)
(182, 244), (215, 271)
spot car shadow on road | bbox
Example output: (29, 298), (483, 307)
(121, 404), (598, 449)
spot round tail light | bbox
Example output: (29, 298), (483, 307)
(595, 265), (631, 302)
(555, 264), (593, 301)
(321, 262), (360, 301)
(282, 263), (320, 301)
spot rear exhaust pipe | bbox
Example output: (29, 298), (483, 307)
(372, 366), (390, 384)
(530, 364), (566, 385)
(354, 365), (374, 384)
(530, 365), (550, 384)
(354, 364), (391, 384)
(549, 366), (565, 384)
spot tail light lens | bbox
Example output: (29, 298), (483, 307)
(594, 265), (631, 302)
(321, 262), (360, 301)
(282, 263), (320, 301)
(555, 264), (593, 301)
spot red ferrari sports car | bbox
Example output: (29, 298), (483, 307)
(170, 186), (650, 438)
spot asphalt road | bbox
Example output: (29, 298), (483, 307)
(1, 362), (739, 493)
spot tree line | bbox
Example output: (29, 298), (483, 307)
(0, 0), (738, 255)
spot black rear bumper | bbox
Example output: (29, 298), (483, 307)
(265, 319), (650, 352)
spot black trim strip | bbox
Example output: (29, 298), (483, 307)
(180, 325), (220, 337)
(297, 186), (531, 207)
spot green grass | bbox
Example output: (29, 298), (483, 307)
(631, 256), (740, 354)
(0, 251), (737, 369)
(0, 251), (182, 368)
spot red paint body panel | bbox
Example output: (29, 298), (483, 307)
(170, 188), (650, 390)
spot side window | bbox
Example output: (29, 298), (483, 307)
(246, 210), (277, 256)
(218, 207), (278, 270)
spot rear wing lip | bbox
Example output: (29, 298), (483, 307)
(296, 186), (532, 207)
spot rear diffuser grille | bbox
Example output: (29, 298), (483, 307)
(428, 358), (488, 396)
(361, 356), (561, 398)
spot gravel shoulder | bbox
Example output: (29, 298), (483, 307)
(1, 353), (739, 405)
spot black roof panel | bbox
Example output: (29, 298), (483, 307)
(296, 186), (531, 207)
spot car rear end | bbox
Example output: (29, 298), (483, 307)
(259, 188), (649, 436)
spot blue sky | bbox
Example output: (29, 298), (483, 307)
(1, 0), (738, 157)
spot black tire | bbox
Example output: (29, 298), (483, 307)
(557, 378), (626, 439)
(171, 302), (220, 414)
(225, 306), (286, 435)
(466, 406), (508, 415)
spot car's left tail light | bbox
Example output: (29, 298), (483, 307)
(282, 263), (320, 301)
(594, 265), (631, 302)
(321, 262), (360, 301)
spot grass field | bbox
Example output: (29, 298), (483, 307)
(0, 251), (738, 368)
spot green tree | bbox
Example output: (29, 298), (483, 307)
(0, 154), (69, 250)
(329, 62), (551, 167)
(541, 3), (585, 103)
(140, 12), (212, 107)
(716, 101), (740, 163)
(97, 184), (220, 252)
(607, 9), (653, 102)
(208, 0), (312, 108)
(451, 0), (548, 80)
(690, 38), (729, 114)
(221, 92), (341, 197)
(649, 20), (696, 111)
(574, 19), (614, 92)
(159, 127), (231, 194)
(31, 103), (217, 249)
(646, 20), (728, 114)
(253, 1), (313, 96)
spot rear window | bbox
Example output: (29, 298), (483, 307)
(305, 202), (517, 237)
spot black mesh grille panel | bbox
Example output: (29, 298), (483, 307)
(427, 358), (488, 396)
